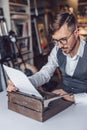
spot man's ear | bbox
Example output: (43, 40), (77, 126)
(74, 28), (79, 37)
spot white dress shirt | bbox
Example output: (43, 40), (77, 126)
(29, 38), (87, 104)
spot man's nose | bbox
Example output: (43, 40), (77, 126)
(58, 42), (64, 48)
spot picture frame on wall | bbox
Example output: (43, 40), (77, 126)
(33, 16), (49, 55)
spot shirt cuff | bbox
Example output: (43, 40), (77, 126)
(74, 93), (87, 104)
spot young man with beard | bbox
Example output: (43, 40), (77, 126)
(7, 12), (87, 104)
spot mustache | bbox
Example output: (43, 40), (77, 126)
(61, 46), (68, 51)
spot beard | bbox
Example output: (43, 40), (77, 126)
(61, 39), (78, 54)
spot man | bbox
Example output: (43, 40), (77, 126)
(7, 12), (87, 104)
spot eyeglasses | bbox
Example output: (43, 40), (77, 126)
(52, 31), (74, 46)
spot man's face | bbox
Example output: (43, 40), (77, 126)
(52, 24), (79, 55)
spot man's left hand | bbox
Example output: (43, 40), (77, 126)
(52, 89), (74, 102)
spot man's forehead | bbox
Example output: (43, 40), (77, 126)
(52, 24), (69, 39)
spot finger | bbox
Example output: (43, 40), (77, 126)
(7, 85), (18, 92)
(7, 80), (14, 85)
(52, 89), (61, 95)
(52, 89), (67, 96)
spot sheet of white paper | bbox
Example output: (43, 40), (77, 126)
(3, 65), (43, 99)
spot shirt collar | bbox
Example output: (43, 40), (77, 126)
(77, 38), (86, 57)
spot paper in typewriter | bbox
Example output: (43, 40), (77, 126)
(3, 65), (43, 99)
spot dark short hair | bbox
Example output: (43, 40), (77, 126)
(49, 12), (77, 35)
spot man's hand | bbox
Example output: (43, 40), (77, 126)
(7, 80), (18, 92)
(52, 89), (74, 102)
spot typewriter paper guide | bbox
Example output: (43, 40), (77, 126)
(3, 65), (43, 99)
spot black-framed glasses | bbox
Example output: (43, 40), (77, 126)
(52, 31), (74, 46)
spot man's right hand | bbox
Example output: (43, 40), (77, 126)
(7, 80), (18, 92)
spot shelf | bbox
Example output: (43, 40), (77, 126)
(78, 2), (87, 28)
(0, 0), (34, 65)
(78, 19), (87, 27)
(9, 2), (28, 7)
(10, 11), (28, 15)
(11, 14), (29, 20)
(78, 2), (87, 6)
(78, 16), (87, 22)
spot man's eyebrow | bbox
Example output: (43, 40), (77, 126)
(52, 36), (68, 41)
(58, 37), (67, 40)
(60, 37), (67, 39)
